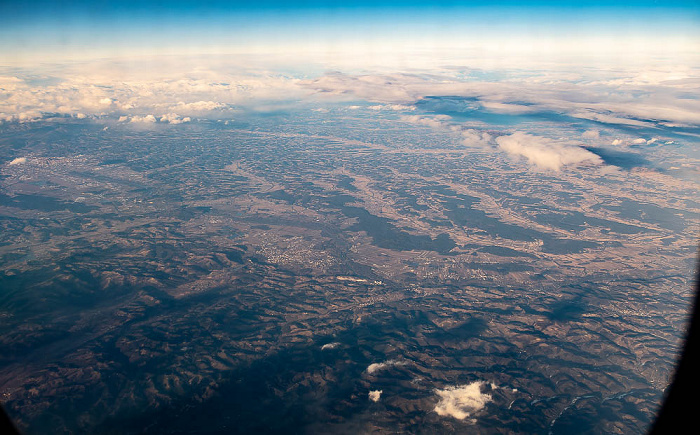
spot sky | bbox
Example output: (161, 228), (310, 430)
(1, 1), (698, 64)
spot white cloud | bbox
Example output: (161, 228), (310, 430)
(9, 157), (27, 165)
(434, 381), (493, 420)
(304, 72), (420, 103)
(632, 138), (647, 144)
(366, 359), (406, 374)
(304, 67), (700, 129)
(611, 139), (623, 145)
(159, 113), (191, 124)
(321, 342), (340, 350)
(368, 104), (415, 111)
(3, 54), (699, 135)
(130, 115), (157, 123)
(569, 111), (653, 127)
(460, 129), (492, 147)
(0, 76), (24, 90)
(0, 110), (43, 123)
(369, 390), (383, 402)
(0, 60), (304, 124)
(388, 104), (415, 111)
(400, 114), (452, 129)
(480, 101), (536, 114)
(171, 100), (226, 112)
(495, 132), (602, 171)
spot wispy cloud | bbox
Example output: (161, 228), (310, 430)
(480, 101), (536, 114)
(400, 114), (452, 129)
(366, 359), (406, 374)
(369, 104), (415, 111)
(320, 342), (340, 350)
(170, 101), (226, 112)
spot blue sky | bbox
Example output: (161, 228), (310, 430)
(1, 1), (698, 63)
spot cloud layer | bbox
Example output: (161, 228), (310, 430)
(0, 60), (304, 125)
(304, 67), (700, 129)
(3, 54), (699, 137)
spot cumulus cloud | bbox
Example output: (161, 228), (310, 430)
(400, 114), (494, 148)
(0, 110), (43, 123)
(611, 139), (623, 146)
(632, 138), (647, 144)
(434, 381), (493, 420)
(495, 132), (602, 171)
(0, 76), (24, 89)
(0, 60), (303, 124)
(130, 115), (157, 123)
(369, 390), (383, 402)
(159, 113), (191, 124)
(321, 342), (340, 350)
(460, 129), (492, 147)
(366, 359), (406, 374)
(9, 157), (27, 165)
